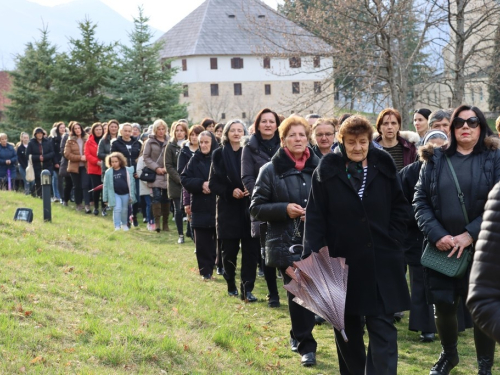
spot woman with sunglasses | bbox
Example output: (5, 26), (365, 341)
(414, 105), (500, 375)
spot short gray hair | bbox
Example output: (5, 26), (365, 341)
(221, 119), (247, 146)
(428, 109), (452, 128)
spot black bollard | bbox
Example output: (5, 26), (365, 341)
(41, 169), (52, 222)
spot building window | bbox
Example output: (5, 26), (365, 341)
(234, 83), (242, 96)
(210, 58), (218, 70)
(313, 56), (321, 68)
(231, 57), (244, 69)
(292, 82), (300, 94)
(314, 82), (322, 94)
(221, 113), (226, 120)
(211, 84), (219, 96)
(182, 59), (187, 71)
(263, 57), (270, 69)
(265, 84), (271, 95)
(242, 112), (246, 119)
(183, 85), (189, 97)
(289, 57), (301, 68)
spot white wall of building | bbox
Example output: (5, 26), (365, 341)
(170, 55), (333, 83)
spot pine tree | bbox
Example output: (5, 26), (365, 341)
(43, 18), (115, 125)
(101, 8), (187, 125)
(6, 28), (57, 131)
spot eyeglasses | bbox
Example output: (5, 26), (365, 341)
(452, 116), (480, 129)
(315, 132), (335, 138)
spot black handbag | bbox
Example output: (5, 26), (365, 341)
(139, 167), (156, 182)
(420, 155), (474, 278)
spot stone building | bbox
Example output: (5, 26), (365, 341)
(157, 0), (334, 125)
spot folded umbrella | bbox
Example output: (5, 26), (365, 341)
(88, 184), (103, 193)
(284, 246), (349, 342)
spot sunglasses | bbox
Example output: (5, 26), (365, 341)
(452, 116), (480, 129)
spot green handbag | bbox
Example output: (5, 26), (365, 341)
(420, 156), (474, 279)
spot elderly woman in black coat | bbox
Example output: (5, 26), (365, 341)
(304, 115), (410, 374)
(209, 120), (260, 301)
(414, 105), (500, 375)
(467, 181), (500, 345)
(181, 131), (218, 280)
(242, 108), (282, 307)
(250, 116), (319, 367)
(26, 127), (55, 197)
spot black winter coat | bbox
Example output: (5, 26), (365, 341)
(398, 160), (424, 266)
(51, 135), (62, 168)
(164, 141), (182, 199)
(17, 143), (29, 170)
(304, 148), (411, 316)
(467, 181), (500, 344)
(241, 133), (280, 237)
(177, 143), (195, 175)
(26, 137), (55, 175)
(209, 146), (251, 239)
(111, 136), (141, 170)
(414, 137), (500, 304)
(250, 147), (319, 269)
(181, 134), (218, 229)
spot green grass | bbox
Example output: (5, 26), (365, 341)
(0, 192), (498, 374)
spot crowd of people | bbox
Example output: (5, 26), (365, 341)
(1, 107), (500, 375)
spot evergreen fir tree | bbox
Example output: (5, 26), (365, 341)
(101, 8), (187, 125)
(6, 28), (57, 131)
(43, 18), (115, 125)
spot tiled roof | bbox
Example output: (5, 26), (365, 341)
(0, 71), (12, 112)
(158, 0), (332, 59)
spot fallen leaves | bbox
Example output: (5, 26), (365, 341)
(29, 356), (45, 365)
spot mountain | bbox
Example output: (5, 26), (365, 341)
(0, 0), (163, 71)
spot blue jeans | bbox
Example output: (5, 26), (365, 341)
(52, 170), (60, 199)
(113, 193), (129, 228)
(142, 195), (153, 224)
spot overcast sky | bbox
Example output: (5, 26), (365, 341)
(28, 0), (283, 32)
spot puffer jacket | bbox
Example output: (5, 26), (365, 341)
(414, 136), (500, 304)
(164, 140), (182, 199)
(250, 147), (319, 269)
(241, 132), (280, 237)
(84, 134), (102, 176)
(467, 181), (500, 344)
(64, 135), (88, 174)
(26, 137), (55, 175)
(110, 136), (141, 170)
(143, 134), (168, 189)
(0, 143), (18, 179)
(181, 133), (219, 228)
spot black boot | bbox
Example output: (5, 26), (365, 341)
(430, 348), (459, 375)
(477, 357), (493, 375)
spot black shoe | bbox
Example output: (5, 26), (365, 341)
(301, 352), (316, 367)
(315, 315), (326, 325)
(241, 292), (257, 302)
(430, 351), (459, 375)
(133, 218), (139, 227)
(177, 235), (185, 244)
(394, 311), (404, 323)
(290, 338), (298, 353)
(420, 332), (435, 343)
(216, 267), (224, 275)
(93, 208), (99, 216)
(202, 274), (211, 280)
(478, 356), (493, 375)
(228, 290), (239, 297)
(267, 294), (280, 308)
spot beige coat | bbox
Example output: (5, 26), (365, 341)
(143, 134), (168, 189)
(64, 135), (88, 174)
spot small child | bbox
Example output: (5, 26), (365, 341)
(103, 152), (136, 231)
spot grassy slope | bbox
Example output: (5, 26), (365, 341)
(0, 192), (497, 374)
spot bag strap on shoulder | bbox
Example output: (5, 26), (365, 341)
(445, 155), (469, 225)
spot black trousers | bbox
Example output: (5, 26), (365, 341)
(281, 269), (317, 355)
(70, 167), (90, 205)
(220, 237), (260, 293)
(408, 265), (436, 333)
(171, 197), (184, 235)
(63, 175), (73, 202)
(435, 296), (496, 359)
(89, 174), (102, 210)
(335, 313), (398, 375)
(193, 227), (216, 276)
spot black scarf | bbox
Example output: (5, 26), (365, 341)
(338, 143), (365, 192)
(256, 131), (280, 158)
(222, 145), (244, 190)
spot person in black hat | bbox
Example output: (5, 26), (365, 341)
(26, 127), (54, 197)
